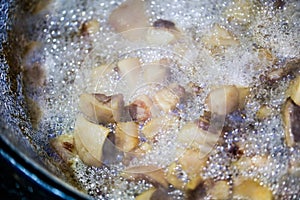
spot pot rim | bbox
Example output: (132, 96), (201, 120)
(0, 125), (90, 200)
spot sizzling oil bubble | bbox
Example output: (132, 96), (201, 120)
(24, 0), (300, 199)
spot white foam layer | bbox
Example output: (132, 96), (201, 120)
(25, 0), (300, 198)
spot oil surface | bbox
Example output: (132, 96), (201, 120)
(24, 0), (300, 199)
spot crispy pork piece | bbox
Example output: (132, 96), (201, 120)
(74, 115), (110, 167)
(79, 93), (124, 124)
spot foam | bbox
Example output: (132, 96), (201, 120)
(25, 0), (300, 198)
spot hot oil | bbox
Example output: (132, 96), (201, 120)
(26, 0), (300, 199)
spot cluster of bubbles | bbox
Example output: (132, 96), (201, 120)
(24, 0), (300, 199)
